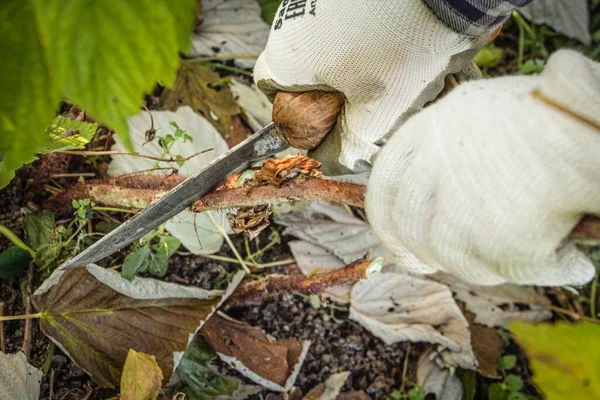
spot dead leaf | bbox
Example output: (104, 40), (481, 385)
(161, 64), (239, 136)
(227, 205), (272, 239)
(279, 202), (392, 302)
(349, 272), (477, 371)
(432, 272), (552, 328)
(520, 0), (591, 45)
(256, 156), (323, 186)
(192, 0), (269, 68)
(174, 334), (261, 400)
(278, 202), (389, 265)
(227, 114), (252, 148)
(337, 391), (371, 400)
(230, 79), (272, 131)
(120, 349), (163, 400)
(201, 312), (310, 392)
(417, 350), (463, 400)
(303, 372), (350, 400)
(0, 352), (43, 400)
(32, 264), (242, 388)
(464, 310), (501, 379)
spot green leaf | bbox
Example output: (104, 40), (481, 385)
(497, 355), (517, 371)
(177, 335), (242, 400)
(34, 0), (197, 151)
(160, 64), (239, 137)
(257, 0), (281, 24)
(505, 375), (524, 393)
(23, 211), (56, 251)
(518, 59), (544, 74)
(507, 392), (528, 400)
(121, 245), (151, 281)
(147, 253), (168, 278)
(511, 321), (600, 400)
(38, 117), (97, 153)
(0, 247), (32, 280)
(146, 236), (180, 277)
(488, 382), (508, 400)
(32, 264), (229, 388)
(155, 236), (180, 259)
(309, 294), (322, 309)
(0, 0), (61, 189)
(35, 244), (62, 270)
(458, 369), (477, 400)
(474, 44), (504, 68)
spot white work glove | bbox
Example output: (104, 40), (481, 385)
(367, 50), (600, 286)
(254, 0), (491, 174)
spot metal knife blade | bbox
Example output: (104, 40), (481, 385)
(59, 123), (290, 270)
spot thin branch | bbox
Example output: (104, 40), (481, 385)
(22, 262), (34, 359)
(51, 172), (96, 178)
(225, 258), (377, 308)
(0, 302), (4, 353)
(184, 54), (259, 62)
(57, 148), (214, 163)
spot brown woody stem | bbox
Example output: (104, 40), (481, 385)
(46, 176), (365, 214)
(225, 259), (373, 308)
(46, 174), (600, 240)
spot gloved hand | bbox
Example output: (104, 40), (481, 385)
(254, 0), (493, 174)
(367, 50), (600, 286)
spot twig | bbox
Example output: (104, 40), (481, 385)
(22, 262), (34, 359)
(51, 172), (96, 178)
(184, 54), (259, 62)
(0, 302), (5, 353)
(56, 148), (214, 163)
(49, 369), (55, 400)
(225, 258), (379, 308)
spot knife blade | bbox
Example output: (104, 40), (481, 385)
(60, 122), (290, 270)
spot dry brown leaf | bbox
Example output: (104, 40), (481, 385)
(336, 391), (372, 400)
(120, 349), (163, 400)
(160, 64), (239, 136)
(303, 372), (351, 400)
(32, 264), (239, 388)
(227, 205), (272, 239)
(464, 310), (501, 379)
(256, 156), (323, 186)
(201, 313), (306, 389)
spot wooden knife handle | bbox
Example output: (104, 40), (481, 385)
(272, 90), (345, 150)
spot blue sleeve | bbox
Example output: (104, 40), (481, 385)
(421, 0), (534, 36)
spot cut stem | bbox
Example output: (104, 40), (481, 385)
(226, 258), (374, 308)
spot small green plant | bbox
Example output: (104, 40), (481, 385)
(391, 384), (426, 400)
(72, 199), (93, 226)
(488, 355), (528, 400)
(121, 225), (181, 280)
(153, 122), (194, 168)
(302, 294), (349, 324)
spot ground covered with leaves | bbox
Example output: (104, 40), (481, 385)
(1, 1), (600, 400)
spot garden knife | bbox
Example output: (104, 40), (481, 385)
(59, 122), (290, 270)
